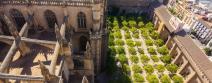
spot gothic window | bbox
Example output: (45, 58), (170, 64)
(0, 18), (10, 35)
(73, 59), (84, 69)
(9, 9), (26, 31)
(44, 10), (58, 29)
(79, 36), (87, 51)
(77, 12), (86, 28)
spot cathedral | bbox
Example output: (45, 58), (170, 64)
(0, 0), (107, 83)
(2, 0), (212, 83)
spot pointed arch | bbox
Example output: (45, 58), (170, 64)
(0, 18), (10, 35)
(44, 10), (58, 29)
(77, 12), (86, 28)
(9, 9), (26, 31)
(73, 59), (84, 69)
(79, 36), (88, 51)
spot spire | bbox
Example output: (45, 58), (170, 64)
(85, 41), (91, 58)
(55, 23), (62, 43)
(82, 76), (89, 83)
(38, 60), (59, 83)
(38, 60), (52, 81)
(55, 23), (59, 39)
(86, 42), (91, 52)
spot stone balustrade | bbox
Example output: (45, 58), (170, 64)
(0, 73), (63, 82)
(0, 0), (102, 6)
(0, 73), (43, 81)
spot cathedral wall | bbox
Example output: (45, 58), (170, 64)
(0, 5), (94, 30)
(72, 33), (89, 53)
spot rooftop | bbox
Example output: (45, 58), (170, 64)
(174, 0), (212, 29)
(197, 16), (212, 29)
(155, 5), (212, 82)
(0, 41), (62, 77)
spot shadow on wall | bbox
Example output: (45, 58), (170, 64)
(174, 29), (187, 37)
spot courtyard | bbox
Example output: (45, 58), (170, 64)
(106, 15), (184, 83)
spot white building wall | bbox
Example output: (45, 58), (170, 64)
(207, 39), (212, 48)
(191, 20), (212, 44)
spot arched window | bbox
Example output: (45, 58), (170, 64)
(0, 18), (10, 35)
(44, 10), (57, 29)
(73, 59), (84, 69)
(77, 12), (86, 28)
(79, 36), (87, 51)
(9, 9), (26, 31)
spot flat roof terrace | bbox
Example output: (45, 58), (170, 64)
(0, 13), (66, 82)
(155, 5), (212, 82)
(0, 44), (63, 76)
(0, 43), (63, 82)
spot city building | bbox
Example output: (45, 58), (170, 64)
(192, 18), (212, 46)
(0, 0), (212, 83)
(167, 0), (212, 48)
(0, 0), (107, 83)
(153, 5), (212, 83)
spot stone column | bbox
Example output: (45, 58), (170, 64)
(90, 32), (102, 74)
(165, 35), (172, 49)
(177, 60), (189, 74)
(153, 15), (159, 29)
(171, 51), (182, 64)
(92, 4), (101, 32)
(90, 32), (97, 73)
(84, 42), (93, 70)
(91, 4), (103, 75)
(185, 72), (196, 83)
(169, 43), (177, 55)
(82, 76), (89, 83)
(157, 21), (164, 34)
(98, 33), (102, 70)
(89, 32), (97, 83)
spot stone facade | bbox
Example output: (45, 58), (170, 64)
(0, 0), (107, 83)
